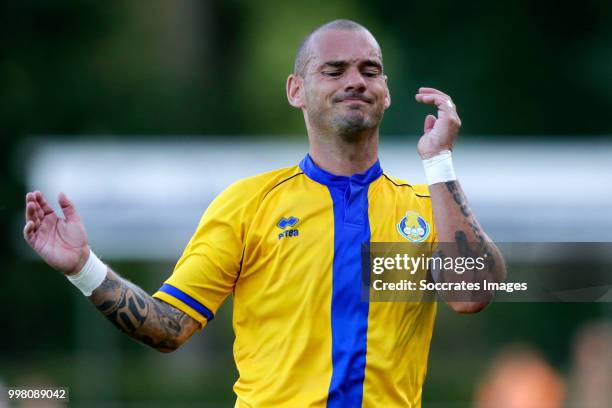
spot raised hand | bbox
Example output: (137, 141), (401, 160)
(415, 87), (462, 159)
(23, 191), (89, 275)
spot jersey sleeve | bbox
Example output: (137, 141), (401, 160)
(153, 181), (254, 329)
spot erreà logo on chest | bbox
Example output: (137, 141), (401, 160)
(277, 216), (299, 240)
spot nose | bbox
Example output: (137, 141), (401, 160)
(343, 66), (367, 93)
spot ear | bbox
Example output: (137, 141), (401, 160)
(287, 74), (305, 109)
(383, 75), (391, 109)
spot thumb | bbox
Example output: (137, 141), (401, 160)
(424, 114), (437, 133)
(58, 192), (81, 222)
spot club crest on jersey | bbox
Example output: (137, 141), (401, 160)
(397, 210), (430, 242)
(277, 216), (299, 240)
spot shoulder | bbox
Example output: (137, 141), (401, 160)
(212, 165), (304, 208)
(226, 165), (303, 198)
(380, 172), (431, 198)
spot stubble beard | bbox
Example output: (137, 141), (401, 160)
(310, 103), (384, 143)
(332, 108), (375, 140)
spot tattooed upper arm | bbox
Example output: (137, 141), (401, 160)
(91, 270), (200, 352)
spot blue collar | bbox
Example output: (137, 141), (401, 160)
(299, 154), (383, 188)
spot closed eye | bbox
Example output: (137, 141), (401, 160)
(323, 71), (343, 77)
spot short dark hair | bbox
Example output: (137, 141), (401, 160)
(293, 19), (376, 77)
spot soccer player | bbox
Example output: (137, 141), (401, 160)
(23, 19), (505, 407)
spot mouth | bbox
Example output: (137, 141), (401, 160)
(339, 98), (369, 104)
(334, 93), (373, 105)
(336, 97), (373, 107)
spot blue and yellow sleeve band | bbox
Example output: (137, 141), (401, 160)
(153, 283), (214, 329)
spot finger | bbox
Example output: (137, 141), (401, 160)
(415, 93), (454, 114)
(418, 87), (450, 99)
(417, 90), (460, 117)
(415, 92), (453, 108)
(416, 93), (462, 130)
(32, 190), (45, 220)
(25, 192), (35, 220)
(23, 220), (36, 242)
(35, 191), (55, 215)
(424, 114), (437, 133)
(58, 192), (81, 222)
(415, 93), (459, 118)
(26, 201), (39, 225)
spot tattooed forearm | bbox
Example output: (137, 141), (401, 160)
(445, 181), (471, 217)
(90, 269), (199, 352)
(455, 231), (476, 258)
(449, 186), (496, 271)
(434, 180), (503, 278)
(429, 179), (506, 311)
(468, 220), (495, 269)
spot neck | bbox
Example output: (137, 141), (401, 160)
(307, 128), (379, 176)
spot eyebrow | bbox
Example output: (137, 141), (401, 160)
(321, 59), (383, 71)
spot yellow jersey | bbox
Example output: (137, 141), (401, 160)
(153, 154), (438, 407)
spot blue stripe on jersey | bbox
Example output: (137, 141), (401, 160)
(299, 154), (382, 408)
(159, 283), (215, 321)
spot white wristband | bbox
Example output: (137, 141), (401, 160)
(67, 249), (108, 296)
(422, 150), (457, 185)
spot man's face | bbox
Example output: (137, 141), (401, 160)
(301, 29), (390, 138)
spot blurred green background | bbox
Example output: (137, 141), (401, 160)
(1, 0), (611, 406)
